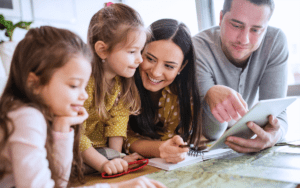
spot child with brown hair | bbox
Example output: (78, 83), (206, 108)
(0, 26), (166, 188)
(80, 3), (147, 175)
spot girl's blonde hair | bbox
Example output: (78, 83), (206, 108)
(87, 3), (144, 120)
(0, 26), (92, 186)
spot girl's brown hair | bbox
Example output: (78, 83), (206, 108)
(0, 26), (92, 186)
(87, 3), (144, 120)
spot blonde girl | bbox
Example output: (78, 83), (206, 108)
(0, 26), (166, 188)
(80, 3), (147, 175)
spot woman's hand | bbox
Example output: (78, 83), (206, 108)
(158, 135), (189, 163)
(110, 177), (167, 188)
(52, 107), (88, 133)
(123, 152), (144, 163)
(102, 158), (128, 175)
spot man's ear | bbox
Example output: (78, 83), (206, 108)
(219, 10), (223, 26)
(95, 41), (108, 60)
(27, 72), (40, 94)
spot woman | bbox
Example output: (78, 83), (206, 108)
(124, 19), (203, 163)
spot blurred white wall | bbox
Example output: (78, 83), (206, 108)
(4, 0), (120, 43)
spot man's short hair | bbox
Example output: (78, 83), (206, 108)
(222, 0), (275, 19)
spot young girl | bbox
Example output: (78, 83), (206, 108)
(0, 26), (165, 188)
(79, 3), (147, 175)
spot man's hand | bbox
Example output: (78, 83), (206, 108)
(225, 115), (282, 153)
(158, 135), (189, 163)
(205, 85), (248, 123)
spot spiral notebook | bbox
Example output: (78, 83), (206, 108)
(148, 148), (232, 171)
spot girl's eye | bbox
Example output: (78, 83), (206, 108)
(129, 51), (135, 54)
(70, 85), (78, 89)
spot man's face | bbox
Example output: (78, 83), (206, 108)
(219, 0), (271, 66)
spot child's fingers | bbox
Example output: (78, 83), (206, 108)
(131, 152), (144, 160)
(69, 107), (89, 125)
(110, 159), (128, 174)
(120, 159), (128, 172)
(103, 165), (113, 175)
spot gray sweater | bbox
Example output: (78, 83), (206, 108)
(193, 26), (289, 141)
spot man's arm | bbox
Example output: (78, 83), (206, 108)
(226, 28), (289, 152)
(193, 32), (248, 140)
(258, 28), (289, 141)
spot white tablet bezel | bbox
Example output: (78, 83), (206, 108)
(208, 97), (297, 151)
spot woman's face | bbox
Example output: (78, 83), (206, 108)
(139, 40), (184, 93)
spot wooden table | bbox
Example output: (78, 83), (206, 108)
(73, 97), (300, 188)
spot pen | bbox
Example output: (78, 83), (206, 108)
(179, 144), (194, 148)
(179, 144), (207, 151)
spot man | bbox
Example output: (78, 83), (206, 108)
(193, 0), (288, 153)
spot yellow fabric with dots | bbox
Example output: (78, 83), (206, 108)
(79, 76), (130, 152)
(124, 86), (180, 154)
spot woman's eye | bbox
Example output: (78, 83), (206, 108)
(146, 56), (155, 63)
(129, 51), (135, 54)
(165, 64), (174, 69)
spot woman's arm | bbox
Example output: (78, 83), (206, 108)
(130, 135), (189, 163)
(130, 139), (163, 158)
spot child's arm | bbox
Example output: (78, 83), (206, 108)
(81, 147), (128, 175)
(81, 147), (111, 172)
(8, 107), (74, 187)
(108, 136), (123, 152)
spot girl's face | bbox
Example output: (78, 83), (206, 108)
(104, 29), (147, 80)
(139, 40), (184, 93)
(39, 56), (91, 116)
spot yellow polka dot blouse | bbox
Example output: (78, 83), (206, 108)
(79, 76), (130, 152)
(124, 86), (180, 154)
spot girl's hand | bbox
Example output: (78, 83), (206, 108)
(102, 158), (128, 175)
(52, 107), (88, 133)
(158, 135), (189, 164)
(110, 177), (167, 188)
(122, 152), (144, 163)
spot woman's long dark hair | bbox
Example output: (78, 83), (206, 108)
(129, 19), (202, 145)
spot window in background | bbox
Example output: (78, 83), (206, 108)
(123, 0), (199, 36)
(213, 0), (300, 85)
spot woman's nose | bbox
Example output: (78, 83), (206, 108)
(151, 64), (162, 77)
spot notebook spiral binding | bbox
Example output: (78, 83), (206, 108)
(187, 145), (207, 157)
(188, 149), (205, 157)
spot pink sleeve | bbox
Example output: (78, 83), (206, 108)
(8, 107), (74, 188)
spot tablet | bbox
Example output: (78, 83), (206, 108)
(208, 97), (297, 151)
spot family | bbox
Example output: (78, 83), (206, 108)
(0, 0), (288, 187)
